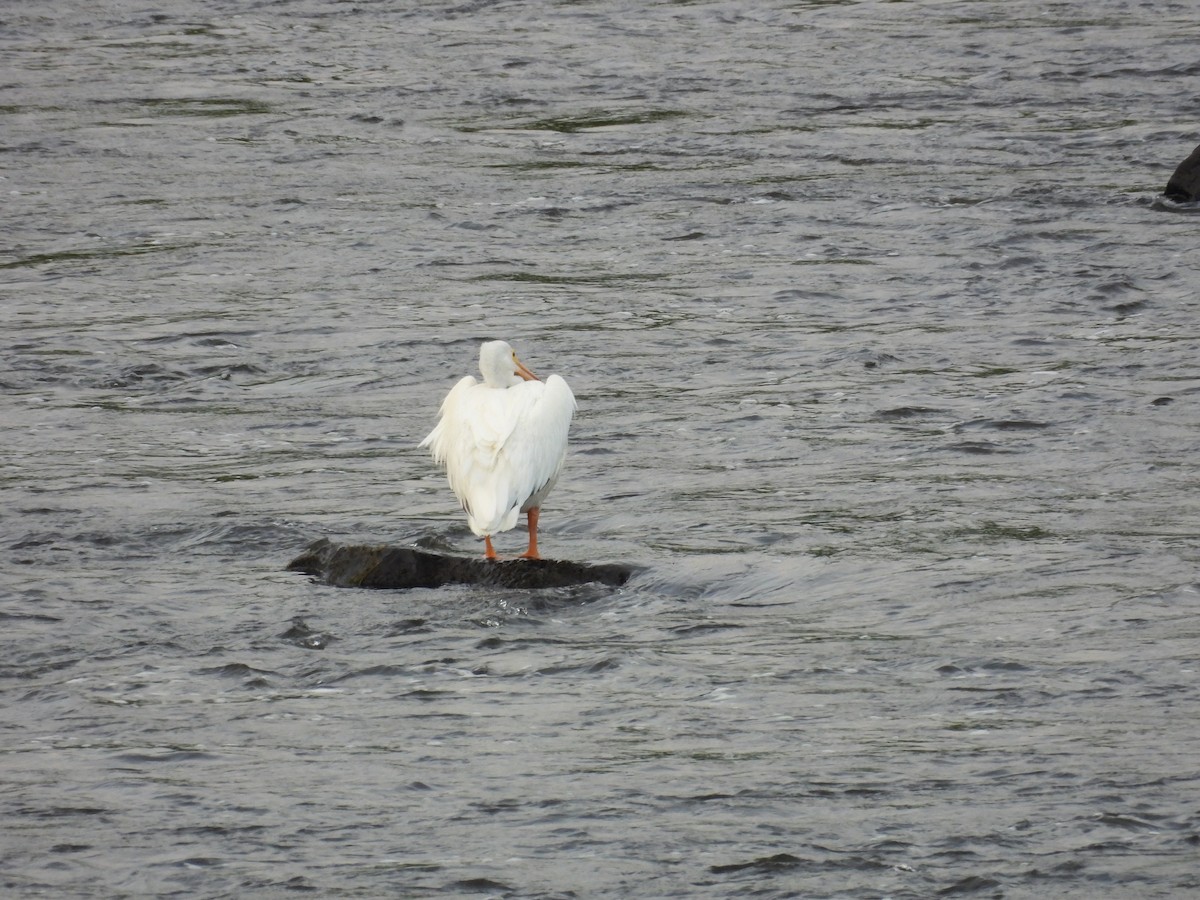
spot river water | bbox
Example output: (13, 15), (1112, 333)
(4, 1), (1200, 897)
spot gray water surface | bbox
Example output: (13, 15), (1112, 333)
(4, 1), (1200, 897)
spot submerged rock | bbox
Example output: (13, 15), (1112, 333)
(1164, 143), (1200, 202)
(288, 538), (636, 590)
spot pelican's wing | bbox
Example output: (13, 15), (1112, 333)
(418, 375), (478, 465)
(498, 374), (576, 512)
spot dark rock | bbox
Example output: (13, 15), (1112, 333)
(287, 538), (637, 590)
(1165, 143), (1200, 202)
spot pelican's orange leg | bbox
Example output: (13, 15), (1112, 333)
(484, 535), (497, 560)
(520, 507), (541, 559)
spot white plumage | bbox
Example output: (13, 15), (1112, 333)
(420, 340), (576, 559)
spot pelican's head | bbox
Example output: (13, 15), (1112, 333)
(479, 340), (539, 387)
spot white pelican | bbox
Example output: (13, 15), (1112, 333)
(419, 340), (576, 560)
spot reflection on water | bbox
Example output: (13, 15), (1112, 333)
(4, 0), (1200, 896)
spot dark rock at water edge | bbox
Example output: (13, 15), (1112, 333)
(288, 538), (637, 590)
(1164, 143), (1200, 202)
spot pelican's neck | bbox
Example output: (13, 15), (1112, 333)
(482, 370), (522, 389)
